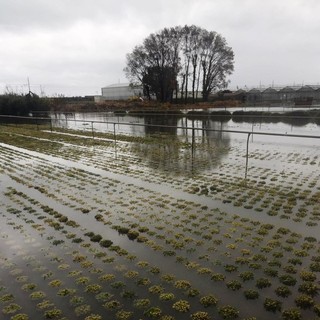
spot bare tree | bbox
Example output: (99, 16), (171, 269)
(200, 31), (234, 101)
(188, 26), (203, 102)
(124, 25), (234, 103)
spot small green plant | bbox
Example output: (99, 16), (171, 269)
(115, 310), (133, 320)
(129, 298), (149, 310)
(309, 261), (320, 272)
(143, 307), (162, 318)
(37, 300), (54, 310)
(218, 305), (239, 319)
(159, 293), (175, 301)
(187, 288), (200, 297)
(294, 294), (314, 309)
(44, 308), (63, 319)
(0, 293), (14, 302)
(148, 285), (164, 294)
(224, 264), (238, 273)
(30, 291), (46, 300)
(275, 286), (292, 298)
(239, 271), (254, 281)
(281, 308), (302, 320)
(299, 270), (316, 281)
(94, 214), (104, 221)
(104, 300), (121, 310)
(263, 268), (278, 277)
(172, 300), (190, 313)
(21, 283), (37, 291)
(199, 295), (218, 307)
(298, 282), (319, 296)
(2, 303), (22, 314)
(226, 280), (242, 291)
(75, 304), (91, 316)
(174, 280), (191, 289)
(11, 314), (29, 320)
(120, 290), (136, 299)
(314, 304), (320, 317)
(85, 314), (103, 320)
(76, 276), (90, 285)
(279, 274), (297, 286)
(99, 274), (115, 282)
(69, 295), (85, 306)
(283, 265), (297, 274)
(57, 288), (76, 296)
(190, 311), (211, 320)
(127, 230), (139, 240)
(95, 292), (113, 302)
(255, 278), (272, 289)
(244, 290), (259, 300)
(90, 234), (102, 242)
(136, 278), (150, 286)
(264, 298), (282, 312)
(99, 239), (113, 247)
(85, 284), (102, 293)
(48, 279), (63, 287)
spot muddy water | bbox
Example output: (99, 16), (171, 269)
(50, 111), (320, 136)
(0, 116), (319, 319)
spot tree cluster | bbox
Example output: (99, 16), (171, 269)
(124, 25), (234, 102)
(0, 92), (49, 116)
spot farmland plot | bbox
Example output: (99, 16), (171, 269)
(0, 124), (319, 320)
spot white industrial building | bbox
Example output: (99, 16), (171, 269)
(100, 83), (143, 101)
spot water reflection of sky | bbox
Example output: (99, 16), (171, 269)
(50, 112), (320, 148)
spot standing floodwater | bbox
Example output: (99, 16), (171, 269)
(0, 112), (319, 319)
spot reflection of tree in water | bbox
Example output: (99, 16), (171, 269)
(145, 114), (179, 135)
(232, 110), (320, 127)
(129, 115), (230, 176)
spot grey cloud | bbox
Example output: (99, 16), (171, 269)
(1, 0), (320, 95)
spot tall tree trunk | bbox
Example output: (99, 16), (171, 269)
(180, 74), (185, 102)
(191, 55), (197, 103)
(202, 62), (208, 101)
(196, 58), (202, 100)
(184, 58), (190, 103)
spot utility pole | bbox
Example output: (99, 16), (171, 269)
(27, 77), (31, 94)
(40, 85), (45, 97)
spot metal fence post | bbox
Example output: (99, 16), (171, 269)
(113, 122), (117, 159)
(245, 132), (251, 179)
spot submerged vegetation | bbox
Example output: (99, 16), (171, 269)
(0, 118), (319, 319)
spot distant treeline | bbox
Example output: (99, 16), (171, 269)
(186, 109), (320, 125)
(0, 93), (50, 116)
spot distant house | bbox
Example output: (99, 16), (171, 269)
(101, 83), (143, 101)
(242, 84), (320, 105)
(279, 86), (297, 102)
(294, 86), (316, 105)
(261, 87), (279, 102)
(246, 88), (262, 103)
(295, 85), (317, 99)
(315, 87), (320, 101)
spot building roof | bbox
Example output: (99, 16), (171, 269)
(279, 86), (297, 92)
(263, 87), (278, 93)
(297, 85), (316, 92)
(248, 88), (263, 93)
(308, 85), (320, 90)
(102, 83), (131, 89)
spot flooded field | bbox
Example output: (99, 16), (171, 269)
(0, 113), (319, 320)
(50, 108), (320, 138)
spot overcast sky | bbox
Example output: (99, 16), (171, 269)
(1, 0), (319, 96)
